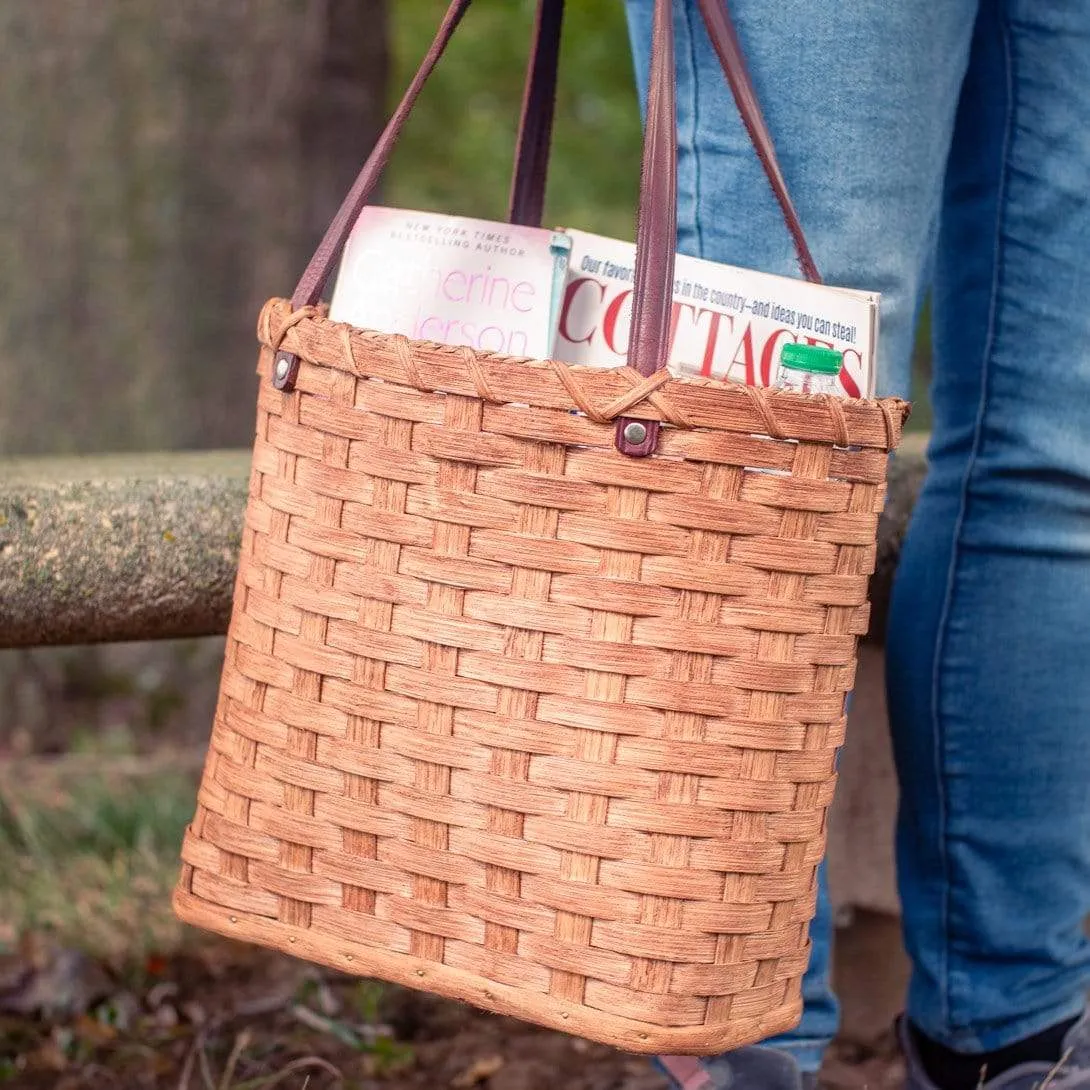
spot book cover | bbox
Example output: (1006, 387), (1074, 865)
(328, 206), (572, 360)
(555, 229), (880, 398)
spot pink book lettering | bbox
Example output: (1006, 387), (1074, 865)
(556, 229), (880, 398)
(328, 206), (572, 361)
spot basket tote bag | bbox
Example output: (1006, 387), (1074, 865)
(175, 0), (909, 1055)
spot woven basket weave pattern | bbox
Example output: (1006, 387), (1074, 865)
(175, 299), (906, 1054)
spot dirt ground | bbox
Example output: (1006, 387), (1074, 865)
(0, 934), (906, 1090)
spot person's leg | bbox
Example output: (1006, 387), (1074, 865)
(886, 0), (1090, 1074)
(623, 0), (977, 1082)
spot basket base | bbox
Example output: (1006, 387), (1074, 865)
(173, 888), (802, 1055)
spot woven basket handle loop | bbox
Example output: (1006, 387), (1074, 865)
(460, 345), (504, 405)
(879, 398), (899, 449)
(605, 372), (694, 429)
(822, 392), (851, 448)
(392, 335), (431, 392)
(548, 360), (611, 424)
(739, 383), (785, 441)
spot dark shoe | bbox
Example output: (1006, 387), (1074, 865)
(901, 1011), (1090, 1090)
(655, 1048), (818, 1090)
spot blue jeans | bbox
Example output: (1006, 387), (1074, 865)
(626, 0), (1090, 1074)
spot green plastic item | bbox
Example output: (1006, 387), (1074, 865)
(779, 343), (843, 375)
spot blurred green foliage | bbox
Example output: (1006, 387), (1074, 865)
(385, 0), (641, 239)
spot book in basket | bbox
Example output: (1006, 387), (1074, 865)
(555, 228), (880, 397)
(329, 206), (572, 360)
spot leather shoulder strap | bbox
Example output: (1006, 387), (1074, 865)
(695, 0), (819, 281)
(506, 0), (820, 280)
(290, 0), (471, 308)
(508, 0), (563, 227)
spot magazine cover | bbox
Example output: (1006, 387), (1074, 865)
(329, 206), (572, 360)
(555, 229), (880, 398)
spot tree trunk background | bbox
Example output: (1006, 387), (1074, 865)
(0, 0), (388, 455)
(0, 0), (387, 749)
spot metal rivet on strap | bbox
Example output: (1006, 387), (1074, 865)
(622, 421), (648, 444)
(274, 354), (291, 381)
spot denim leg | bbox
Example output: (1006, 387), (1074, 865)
(760, 861), (837, 1072)
(886, 0), (1090, 1053)
(622, 0), (978, 1071)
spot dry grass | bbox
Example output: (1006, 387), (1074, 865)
(0, 748), (200, 960)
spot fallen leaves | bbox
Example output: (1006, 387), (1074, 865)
(0, 933), (398, 1088)
(0, 932), (112, 1018)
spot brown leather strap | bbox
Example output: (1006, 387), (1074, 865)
(612, 0), (677, 455)
(627, 0), (677, 382)
(291, 0), (471, 309)
(508, 0), (563, 227)
(508, 0), (819, 282)
(695, 0), (819, 281)
(292, 0), (559, 304)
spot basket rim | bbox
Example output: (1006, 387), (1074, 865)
(258, 298), (909, 453)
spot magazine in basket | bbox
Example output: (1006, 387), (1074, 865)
(329, 206), (572, 360)
(555, 228), (880, 397)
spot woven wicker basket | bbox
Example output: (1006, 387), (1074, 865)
(175, 0), (910, 1055)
